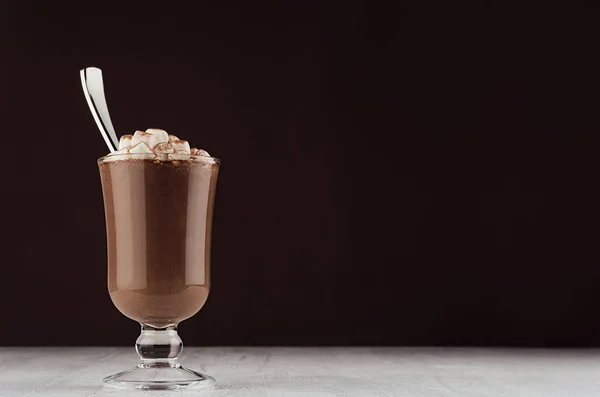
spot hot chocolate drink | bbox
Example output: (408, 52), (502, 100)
(98, 129), (219, 328)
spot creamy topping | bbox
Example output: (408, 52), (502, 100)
(108, 128), (211, 160)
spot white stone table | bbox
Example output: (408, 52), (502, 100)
(1, 347), (599, 396)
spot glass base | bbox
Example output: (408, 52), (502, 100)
(103, 325), (214, 390)
(103, 363), (215, 390)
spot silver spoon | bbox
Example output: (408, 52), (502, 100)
(80, 67), (119, 152)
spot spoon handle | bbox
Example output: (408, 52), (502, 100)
(80, 67), (119, 152)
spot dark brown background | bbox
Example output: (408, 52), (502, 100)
(1, 0), (600, 347)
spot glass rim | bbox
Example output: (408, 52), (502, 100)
(97, 153), (221, 164)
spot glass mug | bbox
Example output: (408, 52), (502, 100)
(98, 153), (219, 390)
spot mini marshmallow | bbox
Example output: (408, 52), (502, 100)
(154, 142), (175, 154)
(108, 147), (129, 156)
(168, 134), (180, 142)
(171, 140), (191, 154)
(191, 148), (210, 157)
(119, 134), (132, 150)
(131, 130), (159, 149)
(129, 141), (153, 154)
(168, 153), (191, 161)
(146, 128), (169, 145)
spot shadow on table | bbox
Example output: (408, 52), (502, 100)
(12, 376), (390, 397)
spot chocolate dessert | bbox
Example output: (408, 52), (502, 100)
(98, 129), (219, 328)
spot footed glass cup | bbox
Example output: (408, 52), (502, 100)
(98, 153), (220, 390)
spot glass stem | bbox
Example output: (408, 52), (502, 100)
(135, 325), (183, 368)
